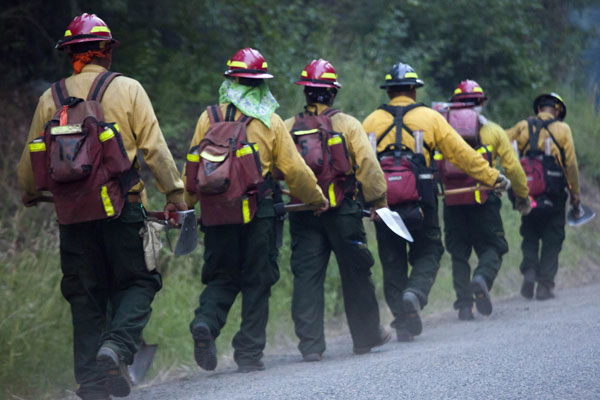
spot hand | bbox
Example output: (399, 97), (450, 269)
(370, 206), (382, 222)
(494, 173), (511, 191)
(570, 193), (581, 210)
(313, 199), (329, 216)
(514, 196), (532, 216)
(22, 193), (40, 208)
(164, 201), (188, 226)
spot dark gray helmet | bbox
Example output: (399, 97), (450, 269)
(380, 63), (424, 89)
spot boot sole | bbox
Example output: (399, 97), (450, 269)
(471, 278), (492, 316)
(192, 324), (217, 371)
(402, 295), (423, 336)
(96, 354), (131, 398)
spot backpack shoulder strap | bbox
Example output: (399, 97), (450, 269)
(231, 104), (253, 126)
(87, 71), (122, 102)
(526, 117), (542, 155)
(322, 108), (340, 117)
(207, 104), (224, 125)
(541, 119), (566, 164)
(376, 103), (425, 146)
(51, 79), (69, 108)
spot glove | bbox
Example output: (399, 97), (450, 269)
(514, 196), (532, 216)
(494, 173), (511, 191)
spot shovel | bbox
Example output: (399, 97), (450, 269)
(567, 204), (596, 227)
(146, 210), (198, 256)
(128, 339), (158, 385)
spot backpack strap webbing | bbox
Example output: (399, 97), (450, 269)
(87, 71), (122, 102)
(207, 104), (224, 125)
(51, 79), (69, 108)
(321, 108), (340, 117)
(377, 103), (430, 154)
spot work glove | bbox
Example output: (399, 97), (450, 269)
(164, 201), (188, 226)
(570, 193), (582, 219)
(514, 196), (532, 216)
(494, 173), (511, 191)
(313, 199), (330, 216)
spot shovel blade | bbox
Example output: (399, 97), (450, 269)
(128, 341), (158, 385)
(174, 210), (198, 256)
(376, 208), (414, 242)
(568, 204), (596, 227)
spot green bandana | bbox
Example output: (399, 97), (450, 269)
(218, 80), (279, 128)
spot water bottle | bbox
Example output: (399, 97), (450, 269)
(414, 130), (424, 154)
(544, 137), (552, 155)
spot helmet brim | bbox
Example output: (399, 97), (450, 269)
(295, 80), (341, 88)
(533, 94), (566, 120)
(451, 93), (487, 102)
(224, 71), (273, 79)
(380, 81), (424, 90)
(56, 36), (119, 50)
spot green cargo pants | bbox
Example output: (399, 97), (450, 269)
(375, 201), (444, 330)
(443, 193), (509, 309)
(519, 193), (567, 289)
(289, 198), (382, 356)
(59, 202), (161, 399)
(190, 200), (279, 367)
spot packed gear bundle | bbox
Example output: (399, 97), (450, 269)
(185, 104), (267, 226)
(376, 103), (438, 226)
(434, 104), (493, 205)
(510, 117), (567, 212)
(281, 108), (354, 208)
(28, 71), (137, 224)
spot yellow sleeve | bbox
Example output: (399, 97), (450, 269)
(342, 115), (387, 208)
(271, 116), (326, 205)
(433, 114), (499, 186)
(488, 123), (529, 198)
(131, 83), (184, 203)
(17, 90), (54, 198)
(182, 112), (210, 208)
(561, 124), (580, 195)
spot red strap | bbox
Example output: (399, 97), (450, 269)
(87, 71), (122, 102)
(207, 105), (224, 125)
(50, 79), (69, 108)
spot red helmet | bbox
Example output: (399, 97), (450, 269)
(295, 59), (341, 88)
(224, 48), (273, 79)
(451, 80), (487, 102)
(55, 13), (119, 50)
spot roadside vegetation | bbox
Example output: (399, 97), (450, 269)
(1, 1), (599, 399)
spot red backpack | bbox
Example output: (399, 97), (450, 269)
(437, 106), (493, 206)
(185, 104), (264, 226)
(377, 104), (438, 208)
(28, 72), (137, 224)
(284, 108), (353, 207)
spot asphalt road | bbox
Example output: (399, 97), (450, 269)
(128, 283), (600, 400)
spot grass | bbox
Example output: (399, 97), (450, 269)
(1, 84), (599, 399)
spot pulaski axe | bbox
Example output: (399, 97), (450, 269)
(146, 210), (198, 256)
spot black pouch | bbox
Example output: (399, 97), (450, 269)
(410, 153), (437, 207)
(393, 202), (424, 231)
(542, 155), (566, 195)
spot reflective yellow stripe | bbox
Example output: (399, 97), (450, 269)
(433, 153), (443, 160)
(262, 61), (268, 69)
(64, 30), (72, 37)
(385, 74), (392, 80)
(236, 144), (258, 157)
(99, 129), (114, 142)
(321, 72), (337, 79)
(228, 60), (248, 69)
(404, 72), (418, 78)
(187, 153), (200, 162)
(294, 128), (319, 135)
(454, 88), (462, 95)
(475, 189), (481, 204)
(477, 145), (493, 153)
(101, 185), (115, 217)
(473, 87), (483, 93)
(301, 70), (308, 77)
(90, 26), (111, 34)
(328, 182), (336, 207)
(29, 142), (46, 152)
(200, 151), (227, 162)
(51, 124), (82, 135)
(328, 136), (342, 146)
(242, 198), (251, 223)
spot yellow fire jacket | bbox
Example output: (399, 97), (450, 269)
(362, 96), (499, 186)
(506, 111), (580, 195)
(17, 64), (184, 203)
(284, 104), (387, 209)
(183, 103), (326, 208)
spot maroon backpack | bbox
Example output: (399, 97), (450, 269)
(28, 71), (136, 224)
(185, 104), (264, 226)
(437, 106), (492, 206)
(284, 108), (353, 208)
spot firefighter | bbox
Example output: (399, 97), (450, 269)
(17, 14), (186, 399)
(362, 63), (509, 341)
(441, 80), (530, 320)
(506, 93), (580, 300)
(284, 59), (391, 361)
(184, 48), (328, 373)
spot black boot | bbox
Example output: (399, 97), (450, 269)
(402, 291), (423, 335)
(536, 283), (555, 300)
(521, 269), (536, 299)
(458, 306), (474, 321)
(96, 346), (131, 398)
(470, 275), (492, 316)
(191, 322), (217, 371)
